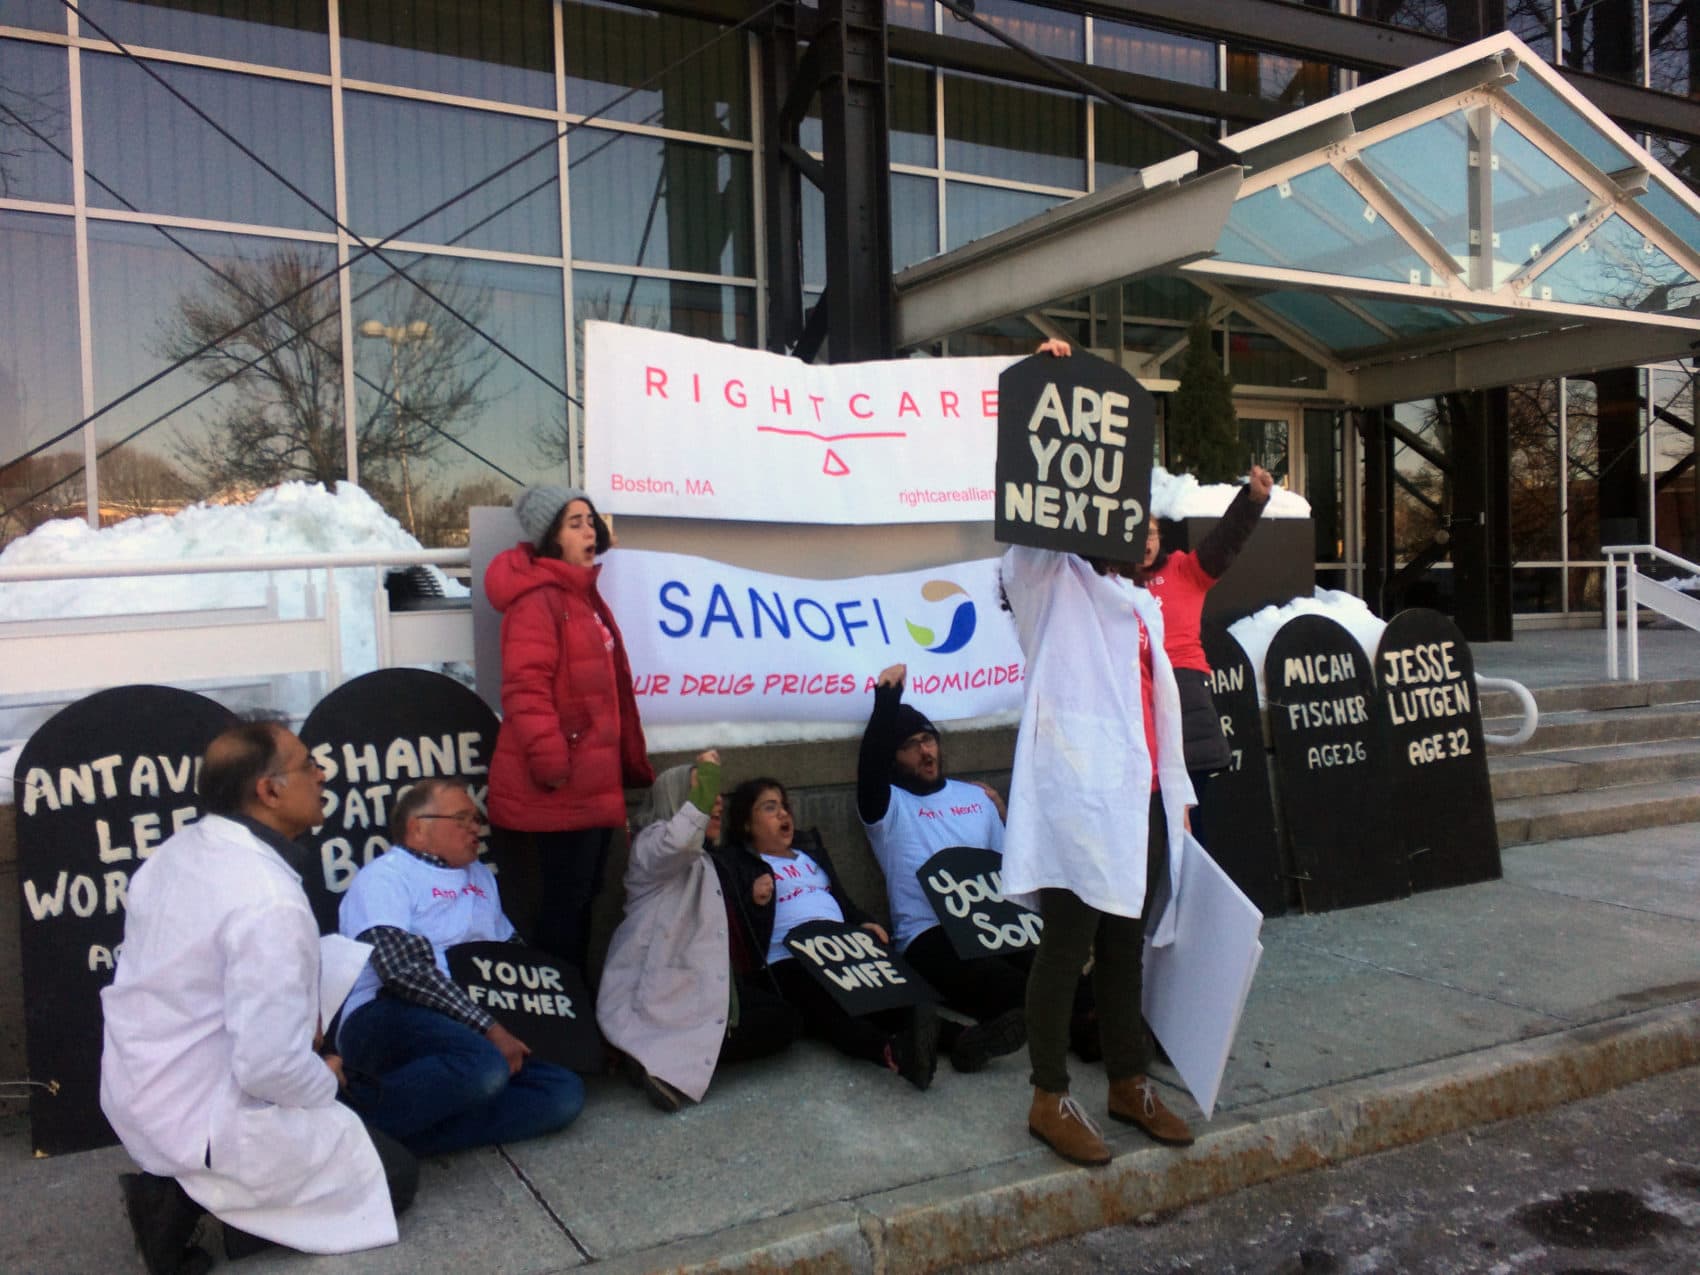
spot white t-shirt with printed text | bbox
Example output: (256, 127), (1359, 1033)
(762, 849), (844, 965)
(864, 779), (1005, 951)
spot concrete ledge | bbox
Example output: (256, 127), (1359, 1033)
(615, 1001), (1700, 1275)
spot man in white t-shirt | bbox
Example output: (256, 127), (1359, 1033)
(857, 663), (1028, 1073)
(336, 779), (584, 1157)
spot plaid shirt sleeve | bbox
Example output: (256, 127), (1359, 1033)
(356, 925), (495, 1034)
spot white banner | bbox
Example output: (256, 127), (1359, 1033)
(584, 321), (1013, 524)
(598, 548), (1025, 724)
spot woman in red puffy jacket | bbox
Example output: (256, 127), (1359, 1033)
(485, 485), (654, 975)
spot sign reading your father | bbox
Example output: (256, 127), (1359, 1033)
(447, 941), (602, 1072)
(994, 350), (1155, 558)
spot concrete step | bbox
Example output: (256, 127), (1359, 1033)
(1485, 702), (1700, 754)
(1495, 776), (1700, 846)
(1477, 677), (1700, 719)
(1489, 738), (1700, 800)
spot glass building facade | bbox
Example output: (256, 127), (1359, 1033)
(1, 0), (1694, 614)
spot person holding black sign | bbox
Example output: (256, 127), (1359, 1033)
(1137, 464), (1274, 829)
(714, 778), (940, 1089)
(857, 664), (1027, 1073)
(101, 721), (412, 1274)
(998, 339), (1197, 1168)
(485, 485), (655, 975)
(336, 778), (585, 1157)
(600, 751), (800, 1113)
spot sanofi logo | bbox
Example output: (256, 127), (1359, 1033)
(905, 580), (976, 655)
(655, 579), (893, 646)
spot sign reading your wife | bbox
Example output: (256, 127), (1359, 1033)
(994, 350), (1155, 558)
(783, 921), (934, 1015)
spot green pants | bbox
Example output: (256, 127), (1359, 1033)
(1026, 798), (1168, 1094)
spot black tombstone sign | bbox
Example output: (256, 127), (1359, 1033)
(13, 685), (237, 1155)
(1199, 624), (1287, 917)
(783, 920), (935, 1014)
(299, 669), (514, 935)
(1264, 615), (1406, 912)
(1376, 608), (1501, 893)
(916, 846), (1042, 959)
(994, 349), (1155, 559)
(446, 941), (602, 1072)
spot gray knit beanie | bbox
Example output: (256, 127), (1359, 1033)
(515, 484), (588, 548)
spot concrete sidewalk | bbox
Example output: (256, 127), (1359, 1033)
(5, 817), (1698, 1275)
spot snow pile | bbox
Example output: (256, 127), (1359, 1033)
(1227, 589), (1387, 704)
(1149, 466), (1311, 521)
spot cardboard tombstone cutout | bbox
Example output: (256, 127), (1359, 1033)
(299, 669), (515, 936)
(14, 685), (236, 1155)
(782, 920), (935, 1014)
(1376, 608), (1501, 893)
(1265, 615), (1406, 912)
(994, 350), (1155, 559)
(1198, 624), (1287, 917)
(446, 942), (602, 1072)
(916, 846), (1043, 959)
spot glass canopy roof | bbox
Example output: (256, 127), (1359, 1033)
(1179, 32), (1700, 400)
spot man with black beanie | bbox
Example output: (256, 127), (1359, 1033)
(856, 664), (1027, 1073)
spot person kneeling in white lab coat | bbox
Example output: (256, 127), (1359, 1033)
(101, 720), (415, 1275)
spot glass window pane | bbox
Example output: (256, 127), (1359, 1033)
(1563, 376), (1601, 561)
(1093, 17), (1216, 88)
(1218, 165), (1433, 283)
(1094, 102), (1216, 188)
(1224, 47), (1331, 107)
(944, 180), (1061, 251)
(1560, 0), (1641, 83)
(1637, 178), (1700, 260)
(568, 128), (752, 276)
(943, 72), (1083, 189)
(341, 0), (551, 106)
(1358, 112), (1471, 275)
(1390, 399), (1446, 564)
(86, 222), (344, 528)
(889, 61), (934, 168)
(572, 268), (753, 352)
(1305, 408), (1344, 565)
(891, 171), (939, 270)
(352, 253), (563, 544)
(0, 211), (83, 547)
(1258, 290), (1384, 352)
(2, 1), (66, 31)
(1651, 0), (1696, 97)
(938, 0), (1082, 59)
(1506, 0), (1556, 65)
(1501, 74), (1634, 177)
(1514, 567), (1565, 613)
(887, 0), (932, 31)
(73, 0), (329, 73)
(345, 92), (559, 256)
(1525, 214), (1699, 312)
(1492, 119), (1595, 287)
(1508, 378), (1563, 561)
(1228, 327), (1325, 391)
(82, 53), (334, 231)
(0, 39), (72, 203)
(564, 1), (749, 139)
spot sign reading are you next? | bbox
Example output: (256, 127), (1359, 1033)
(994, 350), (1155, 559)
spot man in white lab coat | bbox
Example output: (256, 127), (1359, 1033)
(101, 721), (414, 1275)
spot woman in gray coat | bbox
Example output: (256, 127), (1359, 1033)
(597, 751), (799, 1111)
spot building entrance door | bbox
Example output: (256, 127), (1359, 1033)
(1236, 404), (1302, 494)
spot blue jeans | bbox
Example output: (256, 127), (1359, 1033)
(338, 997), (585, 1157)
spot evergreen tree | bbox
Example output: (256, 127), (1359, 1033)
(1167, 313), (1244, 483)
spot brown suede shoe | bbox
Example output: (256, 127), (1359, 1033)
(1108, 1075), (1195, 1146)
(1028, 1088), (1111, 1167)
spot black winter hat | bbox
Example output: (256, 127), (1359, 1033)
(893, 704), (940, 750)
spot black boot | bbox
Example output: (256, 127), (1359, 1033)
(119, 1173), (211, 1275)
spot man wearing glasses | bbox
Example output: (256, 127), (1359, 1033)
(101, 721), (409, 1274)
(336, 778), (585, 1157)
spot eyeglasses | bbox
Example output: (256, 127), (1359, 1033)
(419, 812), (482, 828)
(268, 757), (324, 782)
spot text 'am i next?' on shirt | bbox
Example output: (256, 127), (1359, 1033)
(339, 850), (514, 1021)
(865, 779), (1005, 952)
(762, 849), (844, 965)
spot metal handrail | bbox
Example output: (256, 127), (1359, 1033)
(1476, 674), (1538, 746)
(1603, 543), (1700, 681)
(0, 548), (469, 583)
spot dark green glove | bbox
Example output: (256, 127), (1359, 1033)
(687, 758), (721, 817)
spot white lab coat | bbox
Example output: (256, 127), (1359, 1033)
(100, 815), (396, 1254)
(999, 546), (1195, 937)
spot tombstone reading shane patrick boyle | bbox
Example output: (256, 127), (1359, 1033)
(299, 668), (511, 935)
(917, 846), (1043, 959)
(994, 348), (1155, 559)
(14, 685), (237, 1155)
(1199, 623), (1286, 917)
(1377, 608), (1500, 893)
(1265, 615), (1406, 912)
(447, 941), (602, 1072)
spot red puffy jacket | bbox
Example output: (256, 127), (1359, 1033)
(484, 544), (654, 831)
